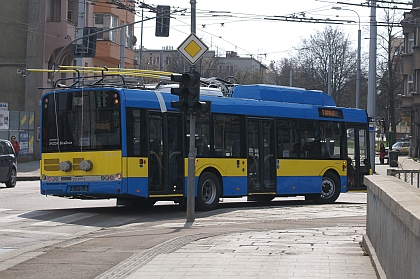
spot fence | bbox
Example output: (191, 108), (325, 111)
(387, 169), (420, 188)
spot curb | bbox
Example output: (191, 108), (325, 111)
(17, 176), (39, 182)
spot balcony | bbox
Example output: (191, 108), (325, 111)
(400, 95), (413, 109)
(402, 53), (414, 75)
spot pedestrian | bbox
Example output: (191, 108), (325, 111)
(11, 135), (20, 158)
(379, 143), (386, 165)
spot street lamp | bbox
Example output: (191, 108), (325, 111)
(332, 6), (361, 109)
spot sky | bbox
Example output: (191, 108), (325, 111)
(132, 0), (404, 66)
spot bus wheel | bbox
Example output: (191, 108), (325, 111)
(319, 172), (340, 204)
(197, 172), (220, 211)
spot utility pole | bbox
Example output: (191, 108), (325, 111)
(139, 8), (144, 69)
(186, 0), (197, 223)
(368, 1), (377, 173)
(331, 6), (361, 108)
(328, 55), (332, 96)
(76, 0), (85, 67)
(120, 23), (125, 68)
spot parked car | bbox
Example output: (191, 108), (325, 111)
(386, 141), (410, 155)
(0, 139), (17, 187)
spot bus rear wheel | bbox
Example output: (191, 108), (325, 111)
(318, 172), (340, 204)
(197, 172), (220, 211)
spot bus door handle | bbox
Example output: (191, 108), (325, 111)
(276, 159), (280, 169)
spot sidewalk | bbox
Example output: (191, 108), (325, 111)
(17, 160), (40, 181)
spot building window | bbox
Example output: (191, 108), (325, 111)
(407, 75), (414, 95)
(110, 15), (118, 42)
(408, 33), (414, 53)
(67, 9), (73, 23)
(94, 14), (104, 39)
(94, 13), (118, 43)
(126, 25), (133, 49)
(394, 45), (404, 56)
(47, 0), (61, 22)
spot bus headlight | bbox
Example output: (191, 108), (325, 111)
(80, 160), (93, 171)
(59, 160), (72, 172)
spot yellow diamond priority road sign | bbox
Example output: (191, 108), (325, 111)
(177, 33), (208, 65)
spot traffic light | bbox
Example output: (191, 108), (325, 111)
(155, 5), (170, 37)
(170, 71), (201, 114)
(194, 100), (211, 116)
(170, 73), (188, 112)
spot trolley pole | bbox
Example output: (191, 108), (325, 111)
(186, 0), (197, 223)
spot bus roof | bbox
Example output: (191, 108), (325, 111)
(42, 85), (367, 123)
(120, 85), (367, 123)
(232, 84), (336, 106)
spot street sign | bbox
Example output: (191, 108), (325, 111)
(177, 33), (208, 65)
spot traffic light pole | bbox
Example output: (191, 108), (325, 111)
(186, 0), (197, 223)
(186, 112), (196, 222)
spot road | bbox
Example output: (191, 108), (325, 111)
(0, 181), (369, 279)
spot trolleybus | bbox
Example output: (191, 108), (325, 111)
(39, 73), (370, 211)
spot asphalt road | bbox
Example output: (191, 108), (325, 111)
(0, 181), (370, 279)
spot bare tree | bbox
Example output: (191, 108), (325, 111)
(290, 26), (359, 107)
(266, 59), (295, 86)
(376, 8), (404, 139)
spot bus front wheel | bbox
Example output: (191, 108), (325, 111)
(318, 172), (340, 204)
(197, 172), (220, 211)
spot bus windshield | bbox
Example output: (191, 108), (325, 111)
(41, 90), (121, 152)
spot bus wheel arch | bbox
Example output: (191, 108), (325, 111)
(196, 168), (222, 211)
(317, 170), (340, 204)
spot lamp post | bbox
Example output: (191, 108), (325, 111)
(332, 6), (361, 109)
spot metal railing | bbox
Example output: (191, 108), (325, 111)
(387, 169), (420, 188)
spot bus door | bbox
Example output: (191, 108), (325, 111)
(247, 118), (276, 193)
(148, 113), (184, 195)
(346, 124), (370, 189)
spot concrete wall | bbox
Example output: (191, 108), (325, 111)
(364, 175), (420, 279)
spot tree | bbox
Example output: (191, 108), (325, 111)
(289, 26), (362, 107)
(266, 59), (295, 86)
(376, 7), (404, 140)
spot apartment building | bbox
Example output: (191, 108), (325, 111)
(400, 0), (420, 157)
(0, 0), (136, 159)
(135, 48), (267, 84)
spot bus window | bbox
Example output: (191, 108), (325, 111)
(41, 90), (121, 152)
(212, 114), (242, 158)
(126, 108), (147, 157)
(319, 121), (343, 159)
(277, 119), (298, 158)
(186, 114), (210, 158)
(299, 120), (320, 159)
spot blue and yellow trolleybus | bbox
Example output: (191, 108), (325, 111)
(39, 70), (370, 210)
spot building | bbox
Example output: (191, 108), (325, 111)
(134, 48), (267, 84)
(400, 0), (420, 157)
(0, 0), (136, 160)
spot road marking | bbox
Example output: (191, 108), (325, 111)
(0, 228), (70, 236)
(94, 217), (138, 227)
(0, 210), (54, 223)
(32, 213), (97, 227)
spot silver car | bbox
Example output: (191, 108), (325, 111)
(0, 139), (17, 187)
(391, 141), (410, 155)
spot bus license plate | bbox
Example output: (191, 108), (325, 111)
(70, 186), (89, 192)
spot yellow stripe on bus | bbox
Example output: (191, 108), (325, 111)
(41, 151), (122, 176)
(277, 159), (346, 176)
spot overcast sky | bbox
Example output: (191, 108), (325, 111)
(134, 1), (407, 65)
